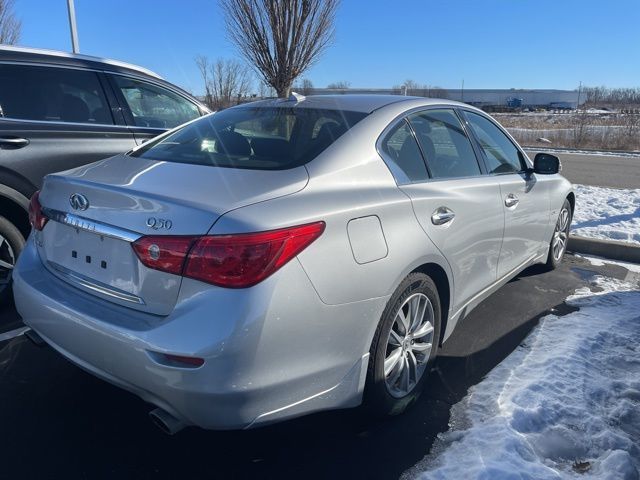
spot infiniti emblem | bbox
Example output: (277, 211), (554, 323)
(69, 193), (89, 211)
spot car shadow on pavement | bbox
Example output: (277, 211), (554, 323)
(0, 255), (610, 480)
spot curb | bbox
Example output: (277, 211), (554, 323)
(568, 235), (640, 264)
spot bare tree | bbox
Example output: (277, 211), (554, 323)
(220, 0), (339, 98)
(571, 109), (591, 148)
(392, 80), (428, 96)
(327, 80), (350, 89)
(0, 0), (21, 45)
(195, 56), (253, 110)
(294, 77), (314, 95)
(258, 80), (275, 98)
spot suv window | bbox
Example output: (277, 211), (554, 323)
(113, 76), (200, 129)
(131, 106), (367, 170)
(380, 120), (429, 183)
(464, 111), (525, 174)
(408, 109), (481, 179)
(0, 64), (113, 124)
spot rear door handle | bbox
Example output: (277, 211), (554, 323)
(0, 137), (30, 149)
(505, 193), (519, 208)
(431, 207), (455, 226)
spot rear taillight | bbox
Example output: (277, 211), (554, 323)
(132, 222), (325, 288)
(28, 190), (48, 231)
(132, 236), (197, 275)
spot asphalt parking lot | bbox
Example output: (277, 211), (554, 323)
(0, 253), (635, 480)
(524, 149), (640, 189)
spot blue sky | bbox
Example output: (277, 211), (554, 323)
(14, 0), (640, 94)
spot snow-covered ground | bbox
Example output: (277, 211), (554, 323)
(404, 268), (640, 480)
(572, 184), (640, 245)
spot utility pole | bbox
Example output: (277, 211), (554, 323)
(67, 0), (80, 54)
(461, 79), (464, 102)
(577, 81), (582, 110)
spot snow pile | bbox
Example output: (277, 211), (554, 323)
(405, 275), (640, 480)
(572, 184), (640, 245)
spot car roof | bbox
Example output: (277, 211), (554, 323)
(236, 94), (470, 114)
(0, 45), (162, 79)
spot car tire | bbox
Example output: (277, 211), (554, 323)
(0, 216), (26, 303)
(364, 272), (441, 417)
(544, 198), (572, 271)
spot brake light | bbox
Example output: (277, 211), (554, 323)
(28, 190), (48, 231)
(132, 222), (325, 288)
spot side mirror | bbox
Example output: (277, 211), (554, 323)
(533, 153), (560, 175)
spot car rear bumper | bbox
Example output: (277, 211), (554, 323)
(13, 236), (387, 429)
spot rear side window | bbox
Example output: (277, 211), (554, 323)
(379, 120), (429, 183)
(0, 64), (113, 124)
(112, 76), (201, 129)
(408, 109), (481, 179)
(464, 111), (525, 174)
(131, 106), (367, 170)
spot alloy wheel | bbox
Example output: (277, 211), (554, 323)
(552, 207), (570, 262)
(0, 233), (16, 288)
(384, 293), (435, 398)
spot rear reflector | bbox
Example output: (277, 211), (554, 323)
(28, 191), (48, 231)
(163, 354), (205, 368)
(132, 222), (325, 288)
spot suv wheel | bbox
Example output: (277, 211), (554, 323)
(365, 272), (441, 416)
(0, 216), (25, 302)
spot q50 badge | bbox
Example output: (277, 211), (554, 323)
(146, 218), (173, 230)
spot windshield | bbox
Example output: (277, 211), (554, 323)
(130, 106), (367, 170)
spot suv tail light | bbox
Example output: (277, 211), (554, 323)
(132, 222), (325, 288)
(28, 190), (48, 231)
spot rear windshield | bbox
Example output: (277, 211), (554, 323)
(130, 106), (367, 170)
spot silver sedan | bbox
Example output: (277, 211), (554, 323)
(13, 95), (573, 433)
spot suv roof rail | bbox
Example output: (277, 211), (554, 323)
(0, 45), (163, 79)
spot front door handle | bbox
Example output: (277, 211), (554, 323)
(431, 207), (455, 226)
(0, 137), (30, 149)
(505, 193), (519, 208)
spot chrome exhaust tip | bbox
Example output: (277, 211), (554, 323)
(149, 408), (186, 435)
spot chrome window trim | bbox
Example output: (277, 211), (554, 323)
(376, 104), (487, 186)
(47, 261), (145, 305)
(0, 116), (131, 129)
(42, 208), (142, 243)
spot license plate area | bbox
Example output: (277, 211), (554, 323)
(40, 222), (139, 297)
(38, 220), (183, 316)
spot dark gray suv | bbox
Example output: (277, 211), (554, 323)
(0, 46), (209, 299)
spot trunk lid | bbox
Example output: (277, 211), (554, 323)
(37, 154), (308, 315)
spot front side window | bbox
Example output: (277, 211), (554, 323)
(464, 111), (525, 174)
(113, 76), (200, 129)
(408, 109), (481, 179)
(131, 107), (367, 170)
(0, 64), (113, 124)
(380, 120), (429, 183)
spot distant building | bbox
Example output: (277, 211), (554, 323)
(303, 88), (585, 110)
